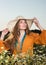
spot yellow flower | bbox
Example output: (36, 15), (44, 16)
(0, 55), (3, 59)
(5, 60), (9, 63)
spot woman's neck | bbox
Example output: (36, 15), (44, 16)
(18, 30), (25, 42)
(20, 30), (25, 37)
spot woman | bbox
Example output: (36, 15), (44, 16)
(0, 16), (46, 56)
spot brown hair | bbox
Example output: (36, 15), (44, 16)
(5, 19), (30, 54)
(12, 19), (29, 40)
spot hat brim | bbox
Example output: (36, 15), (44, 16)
(7, 17), (33, 32)
(26, 19), (33, 29)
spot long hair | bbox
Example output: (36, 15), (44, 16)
(12, 19), (29, 41)
(5, 19), (30, 54)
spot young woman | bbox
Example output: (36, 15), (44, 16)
(0, 16), (46, 56)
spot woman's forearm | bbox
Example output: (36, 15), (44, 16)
(33, 17), (44, 31)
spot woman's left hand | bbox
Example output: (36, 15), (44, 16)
(33, 17), (39, 27)
(33, 17), (44, 31)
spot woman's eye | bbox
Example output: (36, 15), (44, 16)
(24, 20), (26, 23)
(20, 21), (22, 23)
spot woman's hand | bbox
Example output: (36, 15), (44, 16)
(33, 17), (44, 31)
(33, 17), (39, 27)
(0, 29), (9, 40)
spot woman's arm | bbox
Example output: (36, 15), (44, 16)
(33, 17), (44, 31)
(3, 33), (14, 49)
(5, 33), (14, 42)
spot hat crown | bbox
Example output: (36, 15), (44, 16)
(16, 16), (25, 20)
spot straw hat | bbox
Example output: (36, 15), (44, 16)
(7, 16), (33, 32)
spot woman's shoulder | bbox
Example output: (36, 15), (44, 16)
(28, 29), (41, 38)
(29, 29), (41, 34)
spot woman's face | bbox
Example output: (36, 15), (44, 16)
(19, 19), (27, 30)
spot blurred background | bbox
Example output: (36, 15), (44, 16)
(0, 0), (46, 31)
